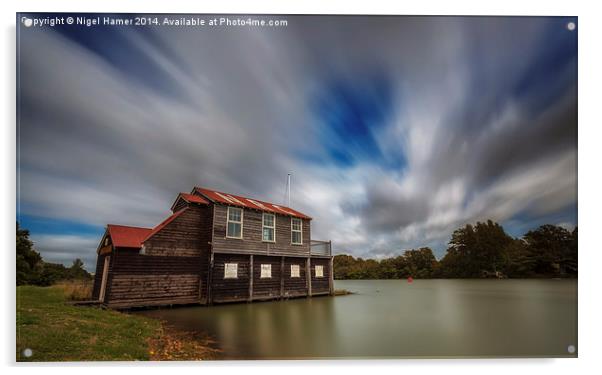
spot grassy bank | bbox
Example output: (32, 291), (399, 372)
(16, 285), (218, 361)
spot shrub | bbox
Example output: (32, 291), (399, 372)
(53, 279), (93, 301)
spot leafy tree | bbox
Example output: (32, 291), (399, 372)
(333, 220), (577, 280)
(444, 220), (513, 278)
(16, 222), (92, 285)
(69, 258), (90, 280)
(403, 248), (437, 278)
(16, 222), (42, 285)
(523, 224), (576, 277)
(501, 238), (532, 277)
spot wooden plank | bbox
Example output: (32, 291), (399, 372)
(208, 251), (214, 305)
(99, 256), (110, 302)
(307, 257), (312, 297)
(329, 256), (334, 295)
(248, 254), (254, 302)
(99, 244), (112, 255)
(280, 256), (284, 298)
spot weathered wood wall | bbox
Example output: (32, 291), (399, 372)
(172, 197), (189, 212)
(102, 204), (213, 308)
(211, 203), (311, 256)
(144, 205), (212, 257)
(252, 255), (282, 299)
(310, 257), (331, 294)
(283, 256), (308, 297)
(105, 251), (206, 308)
(210, 253), (250, 303)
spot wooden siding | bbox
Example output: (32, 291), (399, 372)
(101, 205), (213, 308)
(144, 205), (213, 257)
(210, 253), (250, 303)
(108, 274), (201, 308)
(172, 197), (189, 212)
(252, 255), (282, 299)
(105, 251), (206, 308)
(283, 256), (308, 297)
(211, 204), (311, 256)
(310, 258), (331, 295)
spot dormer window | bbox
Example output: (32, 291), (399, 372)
(226, 206), (243, 239)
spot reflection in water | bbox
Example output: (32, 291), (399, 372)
(137, 279), (577, 359)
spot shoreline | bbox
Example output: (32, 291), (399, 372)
(16, 285), (219, 361)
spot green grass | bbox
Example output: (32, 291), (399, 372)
(16, 285), (162, 362)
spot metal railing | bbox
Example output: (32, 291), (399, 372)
(310, 240), (332, 256)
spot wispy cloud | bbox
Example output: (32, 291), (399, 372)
(17, 15), (577, 267)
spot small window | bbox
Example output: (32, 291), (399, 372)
(104, 237), (109, 246)
(226, 207), (243, 239)
(315, 265), (324, 278)
(224, 263), (238, 279)
(260, 264), (272, 278)
(262, 213), (275, 242)
(291, 264), (300, 278)
(291, 218), (303, 245)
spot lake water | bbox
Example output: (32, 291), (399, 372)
(136, 279), (577, 359)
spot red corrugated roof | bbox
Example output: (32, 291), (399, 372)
(179, 192), (209, 205)
(142, 207), (189, 243)
(170, 192), (210, 211)
(107, 224), (152, 249)
(193, 186), (311, 219)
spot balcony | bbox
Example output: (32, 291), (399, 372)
(310, 240), (332, 256)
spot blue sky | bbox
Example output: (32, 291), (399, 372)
(17, 15), (577, 270)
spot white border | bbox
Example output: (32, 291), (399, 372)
(3, 1), (602, 374)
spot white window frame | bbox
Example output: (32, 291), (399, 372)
(260, 264), (272, 278)
(291, 264), (300, 278)
(315, 265), (324, 278)
(291, 217), (303, 245)
(224, 263), (238, 279)
(262, 213), (276, 243)
(226, 206), (243, 239)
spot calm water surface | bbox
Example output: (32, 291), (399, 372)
(136, 279), (577, 359)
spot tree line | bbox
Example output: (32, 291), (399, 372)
(17, 223), (92, 286)
(334, 220), (577, 279)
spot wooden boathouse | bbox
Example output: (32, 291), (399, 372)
(91, 186), (333, 309)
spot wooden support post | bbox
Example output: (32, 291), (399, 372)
(280, 256), (285, 299)
(98, 256), (110, 303)
(208, 252), (214, 305)
(329, 256), (334, 296)
(248, 254), (254, 302)
(307, 257), (312, 297)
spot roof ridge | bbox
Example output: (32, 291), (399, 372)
(194, 186), (311, 219)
